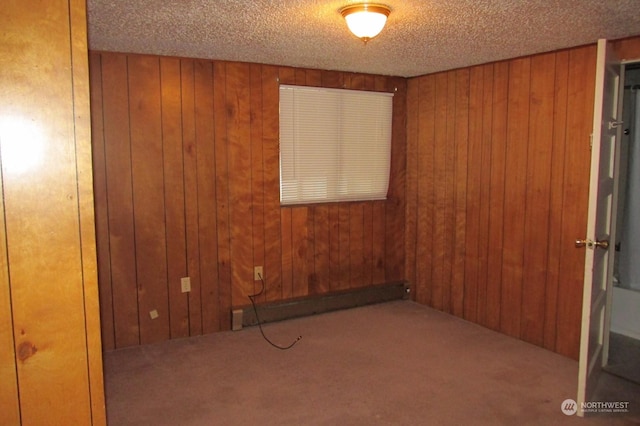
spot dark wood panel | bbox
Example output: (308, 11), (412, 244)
(128, 55), (170, 345)
(485, 61), (509, 331)
(406, 45), (600, 359)
(195, 60), (219, 333)
(213, 61), (233, 328)
(521, 52), (556, 346)
(338, 204), (351, 290)
(281, 208), (294, 298)
(386, 77), (407, 282)
(476, 63), (494, 327)
(227, 62), (253, 307)
(250, 63), (266, 302)
(160, 57), (189, 339)
(463, 66), (484, 322)
(181, 59), (203, 336)
(261, 65), (283, 303)
(416, 75), (436, 306)
(500, 57), (530, 338)
(555, 45), (596, 359)
(101, 54), (140, 347)
(349, 203), (365, 288)
(89, 52), (115, 351)
(291, 207), (309, 297)
(544, 51), (570, 352)
(405, 79), (419, 295)
(451, 69), (469, 317)
(431, 72), (449, 311)
(312, 206), (330, 294)
(93, 52), (407, 348)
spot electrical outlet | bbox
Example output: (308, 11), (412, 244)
(149, 309), (159, 319)
(254, 266), (263, 281)
(181, 277), (191, 293)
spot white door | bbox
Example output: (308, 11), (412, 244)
(576, 39), (622, 416)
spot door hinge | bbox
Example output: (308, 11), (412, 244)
(589, 133), (593, 148)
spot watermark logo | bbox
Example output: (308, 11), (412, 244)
(561, 399), (578, 416)
(561, 399), (630, 415)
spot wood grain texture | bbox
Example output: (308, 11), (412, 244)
(1, 0), (105, 422)
(128, 55), (170, 345)
(500, 57), (530, 338)
(0, 151), (19, 426)
(90, 53), (401, 348)
(160, 57), (189, 339)
(406, 45), (600, 359)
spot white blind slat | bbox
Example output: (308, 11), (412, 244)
(280, 85), (393, 205)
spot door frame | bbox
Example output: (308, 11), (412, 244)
(603, 58), (640, 366)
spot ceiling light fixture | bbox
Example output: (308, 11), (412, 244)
(340, 3), (391, 44)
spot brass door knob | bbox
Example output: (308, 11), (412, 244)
(575, 239), (609, 250)
(594, 240), (609, 250)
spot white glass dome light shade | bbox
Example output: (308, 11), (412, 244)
(340, 4), (390, 43)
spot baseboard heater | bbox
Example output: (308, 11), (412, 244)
(231, 281), (409, 331)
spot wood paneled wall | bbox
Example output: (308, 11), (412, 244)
(0, 0), (105, 424)
(90, 52), (407, 350)
(406, 45), (599, 360)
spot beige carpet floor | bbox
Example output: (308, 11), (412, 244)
(104, 300), (640, 425)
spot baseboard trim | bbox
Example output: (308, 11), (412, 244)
(231, 281), (409, 331)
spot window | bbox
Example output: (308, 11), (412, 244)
(279, 84), (393, 205)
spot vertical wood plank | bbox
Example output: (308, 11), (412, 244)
(160, 57), (189, 339)
(261, 65), (283, 302)
(451, 69), (469, 317)
(195, 60), (219, 332)
(292, 207), (309, 297)
(250, 63), (266, 301)
(313, 206), (331, 294)
(372, 201), (386, 284)
(416, 76), (436, 306)
(500, 57), (530, 338)
(349, 203), (365, 288)
(338, 204), (351, 290)
(431, 72), (449, 311)
(321, 70), (344, 89)
(227, 62), (253, 307)
(213, 62), (232, 325)
(485, 61), (509, 331)
(556, 45), (596, 359)
(544, 50), (569, 352)
(476, 64), (494, 327)
(386, 78), (407, 282)
(69, 1), (106, 417)
(181, 59), (203, 336)
(1, 0), (99, 420)
(128, 55), (170, 344)
(442, 71), (457, 313)
(101, 54), (139, 347)
(362, 203), (374, 287)
(0, 143), (19, 426)
(329, 205), (341, 290)
(89, 52), (115, 351)
(464, 66), (484, 322)
(405, 79), (419, 295)
(306, 69), (322, 87)
(307, 207), (317, 293)
(521, 52), (556, 346)
(281, 208), (294, 298)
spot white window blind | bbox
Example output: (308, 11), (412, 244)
(279, 84), (393, 205)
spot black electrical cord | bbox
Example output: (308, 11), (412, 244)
(248, 273), (302, 350)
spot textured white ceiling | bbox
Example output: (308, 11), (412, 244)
(87, 0), (640, 77)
